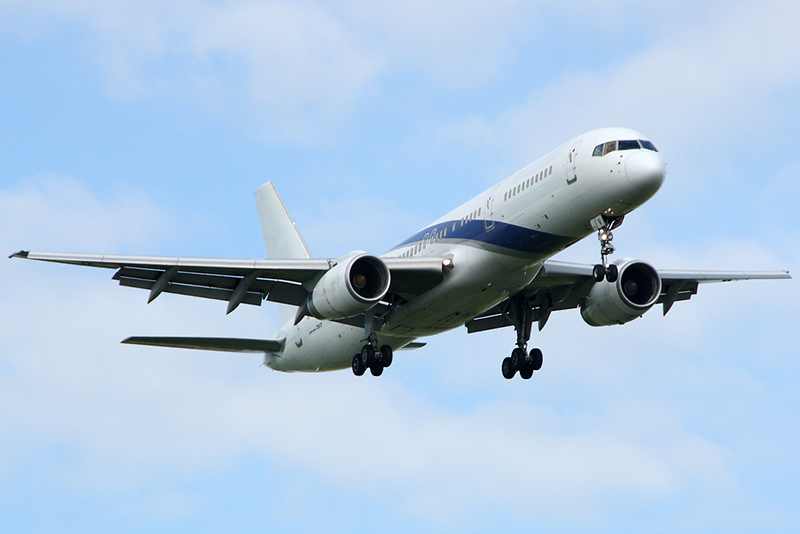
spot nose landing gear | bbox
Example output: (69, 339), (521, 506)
(592, 215), (624, 283)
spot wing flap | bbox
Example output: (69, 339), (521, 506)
(383, 257), (447, 297)
(117, 277), (265, 306)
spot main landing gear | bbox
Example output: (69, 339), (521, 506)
(352, 306), (394, 377)
(502, 347), (542, 380)
(501, 295), (544, 380)
(352, 343), (393, 377)
(592, 215), (624, 283)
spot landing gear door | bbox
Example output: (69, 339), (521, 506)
(567, 141), (581, 185)
(484, 196), (495, 231)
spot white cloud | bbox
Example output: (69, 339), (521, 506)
(0, 0), (381, 142)
(440, 0), (800, 168)
(1, 174), (174, 252)
(337, 0), (529, 87)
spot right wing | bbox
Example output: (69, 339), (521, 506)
(466, 260), (791, 334)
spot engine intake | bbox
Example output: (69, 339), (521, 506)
(581, 260), (661, 326)
(307, 251), (391, 320)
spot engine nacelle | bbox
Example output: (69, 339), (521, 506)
(581, 259), (662, 327)
(307, 251), (391, 320)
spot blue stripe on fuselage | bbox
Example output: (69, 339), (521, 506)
(388, 220), (574, 256)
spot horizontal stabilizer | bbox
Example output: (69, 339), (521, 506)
(122, 336), (284, 353)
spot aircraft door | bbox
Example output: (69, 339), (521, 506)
(484, 196), (495, 231)
(566, 141), (581, 185)
(293, 321), (303, 348)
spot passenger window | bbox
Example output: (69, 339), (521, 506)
(618, 140), (640, 150)
(549, 165), (553, 174)
(602, 141), (617, 156)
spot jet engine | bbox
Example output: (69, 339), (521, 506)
(307, 251), (391, 320)
(581, 259), (661, 326)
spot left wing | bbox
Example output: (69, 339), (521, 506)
(122, 336), (284, 353)
(10, 250), (447, 314)
(467, 260), (791, 334)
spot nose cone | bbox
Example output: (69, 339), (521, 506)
(625, 150), (665, 200)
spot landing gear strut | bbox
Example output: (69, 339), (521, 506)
(501, 296), (544, 380)
(592, 215), (624, 283)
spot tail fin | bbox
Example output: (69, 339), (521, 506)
(254, 182), (313, 325)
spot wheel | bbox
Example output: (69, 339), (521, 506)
(593, 264), (605, 282)
(352, 354), (365, 376)
(379, 345), (393, 367)
(501, 357), (516, 379)
(360, 345), (375, 366)
(370, 364), (384, 376)
(530, 348), (543, 371)
(519, 365), (533, 379)
(606, 263), (618, 283)
(510, 348), (525, 370)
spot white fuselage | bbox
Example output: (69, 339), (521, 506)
(268, 128), (665, 372)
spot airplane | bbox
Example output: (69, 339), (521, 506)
(11, 127), (791, 380)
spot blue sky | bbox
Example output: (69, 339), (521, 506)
(1, 1), (798, 532)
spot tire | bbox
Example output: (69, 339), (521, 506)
(370, 364), (384, 376)
(511, 348), (525, 370)
(352, 355), (366, 376)
(519, 365), (533, 379)
(379, 345), (393, 367)
(502, 357), (516, 379)
(593, 264), (605, 282)
(606, 263), (618, 283)
(360, 345), (375, 366)
(530, 348), (543, 371)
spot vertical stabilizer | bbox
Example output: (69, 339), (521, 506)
(254, 182), (313, 325)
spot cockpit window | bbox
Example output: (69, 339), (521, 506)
(639, 139), (658, 152)
(593, 138), (659, 156)
(618, 140), (640, 150)
(602, 140), (617, 156)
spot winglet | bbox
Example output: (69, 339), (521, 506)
(9, 250), (29, 259)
